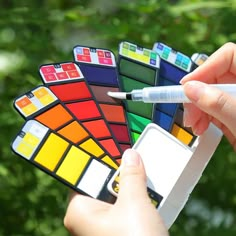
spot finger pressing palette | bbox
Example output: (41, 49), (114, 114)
(118, 41), (160, 143)
(152, 42), (196, 146)
(73, 46), (131, 158)
(39, 62), (121, 160)
(108, 122), (223, 228)
(11, 119), (116, 202)
(13, 85), (118, 169)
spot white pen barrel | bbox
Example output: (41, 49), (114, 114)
(213, 84), (236, 97)
(130, 84), (236, 103)
(142, 86), (190, 103)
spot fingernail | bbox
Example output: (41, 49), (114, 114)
(122, 149), (140, 167)
(192, 127), (202, 136)
(184, 81), (206, 102)
(183, 105), (191, 127)
(179, 77), (186, 84)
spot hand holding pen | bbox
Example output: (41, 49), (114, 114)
(181, 42), (236, 150)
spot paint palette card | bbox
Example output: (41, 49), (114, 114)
(11, 119), (116, 202)
(108, 122), (222, 228)
(13, 85), (118, 170)
(39, 62), (122, 161)
(153, 42), (193, 72)
(118, 41), (161, 143)
(73, 46), (131, 159)
(152, 42), (196, 146)
(191, 53), (208, 69)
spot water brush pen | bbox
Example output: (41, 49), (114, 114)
(107, 84), (236, 103)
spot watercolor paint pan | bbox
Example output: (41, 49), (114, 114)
(153, 42), (197, 146)
(73, 45), (131, 156)
(118, 41), (160, 143)
(39, 61), (122, 160)
(11, 119), (116, 202)
(13, 85), (118, 169)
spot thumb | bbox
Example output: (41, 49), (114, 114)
(116, 149), (150, 205)
(183, 80), (236, 135)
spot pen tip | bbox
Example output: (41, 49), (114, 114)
(107, 91), (127, 100)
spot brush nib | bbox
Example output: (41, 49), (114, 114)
(107, 91), (128, 100)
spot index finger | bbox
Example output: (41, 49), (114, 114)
(181, 42), (236, 84)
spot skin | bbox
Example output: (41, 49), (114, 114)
(64, 149), (169, 236)
(181, 42), (236, 151)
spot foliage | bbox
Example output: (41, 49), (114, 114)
(0, 0), (236, 235)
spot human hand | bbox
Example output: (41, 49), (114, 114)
(181, 42), (236, 150)
(64, 149), (168, 236)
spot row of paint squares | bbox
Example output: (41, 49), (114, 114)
(11, 41), (208, 202)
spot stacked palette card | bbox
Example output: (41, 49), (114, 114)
(11, 41), (222, 229)
(117, 41), (161, 142)
(152, 42), (196, 146)
(73, 46), (132, 156)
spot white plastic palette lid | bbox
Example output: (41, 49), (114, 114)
(132, 122), (222, 228)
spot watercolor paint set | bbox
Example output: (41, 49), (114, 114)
(11, 41), (221, 228)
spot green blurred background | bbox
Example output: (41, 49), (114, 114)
(0, 0), (236, 235)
